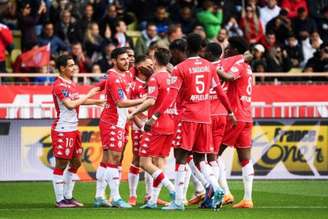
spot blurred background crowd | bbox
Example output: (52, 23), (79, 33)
(0, 0), (327, 83)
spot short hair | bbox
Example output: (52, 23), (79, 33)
(169, 39), (187, 52)
(279, 8), (288, 16)
(56, 55), (73, 71)
(114, 19), (125, 28)
(228, 37), (249, 54)
(154, 47), (171, 66)
(187, 33), (203, 53)
(111, 47), (127, 59)
(135, 55), (150, 65)
(146, 22), (157, 29)
(167, 23), (181, 36)
(205, 42), (222, 60)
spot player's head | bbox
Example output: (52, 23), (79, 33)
(154, 47), (172, 67)
(187, 33), (203, 55)
(204, 42), (222, 62)
(169, 38), (187, 65)
(224, 36), (249, 58)
(111, 47), (129, 72)
(135, 55), (154, 78)
(56, 54), (75, 78)
(124, 47), (135, 68)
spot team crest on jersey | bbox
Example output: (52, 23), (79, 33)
(148, 86), (155, 94)
(231, 66), (238, 73)
(118, 88), (125, 99)
(169, 76), (177, 85)
(61, 89), (69, 97)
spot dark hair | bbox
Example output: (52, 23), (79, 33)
(56, 55), (73, 71)
(135, 55), (150, 65)
(169, 39), (187, 52)
(205, 42), (222, 61)
(154, 47), (171, 66)
(279, 8), (288, 16)
(187, 33), (203, 53)
(146, 22), (157, 29)
(297, 7), (306, 14)
(228, 37), (249, 54)
(167, 23), (181, 36)
(114, 19), (125, 28)
(111, 47), (127, 59)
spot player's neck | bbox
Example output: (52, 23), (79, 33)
(113, 66), (125, 75)
(188, 52), (199, 58)
(58, 74), (72, 83)
(136, 73), (147, 81)
(154, 65), (167, 73)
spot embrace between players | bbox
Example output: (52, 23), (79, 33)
(50, 33), (254, 211)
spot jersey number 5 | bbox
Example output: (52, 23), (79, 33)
(195, 75), (205, 94)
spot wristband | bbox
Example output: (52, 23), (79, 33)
(228, 112), (234, 116)
(151, 114), (159, 121)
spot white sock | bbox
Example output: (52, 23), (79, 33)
(242, 161), (254, 201)
(199, 161), (222, 192)
(145, 172), (153, 197)
(217, 157), (231, 195)
(183, 165), (191, 200)
(209, 160), (220, 181)
(149, 184), (162, 205)
(63, 170), (76, 199)
(106, 165), (121, 201)
(152, 169), (174, 193)
(53, 172), (64, 202)
(95, 165), (107, 199)
(190, 173), (205, 194)
(128, 165), (140, 197)
(175, 164), (186, 205)
(188, 159), (209, 188)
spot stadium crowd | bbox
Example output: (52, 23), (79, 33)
(0, 0), (328, 81)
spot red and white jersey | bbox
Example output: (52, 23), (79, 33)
(147, 71), (176, 134)
(171, 57), (219, 124)
(221, 55), (253, 122)
(52, 76), (80, 131)
(99, 69), (130, 129)
(210, 60), (229, 116)
(130, 77), (147, 130)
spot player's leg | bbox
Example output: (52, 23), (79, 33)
(187, 170), (206, 205)
(207, 153), (219, 181)
(128, 154), (140, 206)
(183, 164), (191, 205)
(94, 149), (111, 207)
(64, 156), (83, 207)
(232, 122), (254, 208)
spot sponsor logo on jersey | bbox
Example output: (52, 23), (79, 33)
(148, 86), (155, 94)
(61, 89), (69, 97)
(118, 88), (125, 99)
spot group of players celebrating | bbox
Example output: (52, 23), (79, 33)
(50, 33), (254, 211)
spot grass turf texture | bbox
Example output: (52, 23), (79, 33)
(0, 180), (327, 219)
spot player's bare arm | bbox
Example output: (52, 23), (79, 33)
(217, 67), (235, 81)
(129, 98), (155, 119)
(116, 96), (147, 108)
(61, 89), (97, 110)
(83, 98), (106, 106)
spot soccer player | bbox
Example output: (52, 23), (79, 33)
(51, 55), (104, 208)
(128, 48), (177, 209)
(144, 33), (236, 210)
(93, 47), (146, 208)
(127, 55), (154, 206)
(204, 42), (234, 205)
(217, 37), (254, 209)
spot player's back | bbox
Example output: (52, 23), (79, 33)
(51, 76), (79, 131)
(172, 57), (215, 123)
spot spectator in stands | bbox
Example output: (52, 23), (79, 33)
(156, 23), (183, 49)
(266, 45), (292, 72)
(135, 22), (159, 56)
(97, 42), (116, 72)
(261, 31), (278, 52)
(240, 4), (264, 44)
(169, 38), (188, 66)
(84, 22), (106, 63)
(71, 42), (91, 73)
(113, 19), (133, 48)
(192, 25), (207, 40)
(18, 2), (47, 51)
(317, 6), (328, 43)
(196, 0), (223, 40)
(55, 10), (82, 45)
(284, 34), (304, 68)
(0, 0), (17, 29)
(175, 6), (197, 34)
(150, 5), (171, 37)
(293, 7), (317, 40)
(252, 60), (267, 72)
(224, 16), (243, 38)
(215, 28), (229, 52)
(0, 22), (13, 72)
(281, 0), (308, 19)
(259, 0), (281, 31)
(80, 3), (96, 36)
(98, 4), (118, 39)
(266, 9), (292, 45)
(38, 21), (69, 58)
(251, 44), (267, 72)
(301, 31), (323, 67)
(304, 42), (328, 72)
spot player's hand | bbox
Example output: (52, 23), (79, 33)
(127, 113), (135, 120)
(96, 99), (106, 107)
(86, 88), (98, 98)
(141, 96), (147, 102)
(144, 118), (155, 132)
(229, 113), (237, 127)
(138, 65), (154, 77)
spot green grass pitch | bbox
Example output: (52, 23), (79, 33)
(0, 180), (327, 219)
